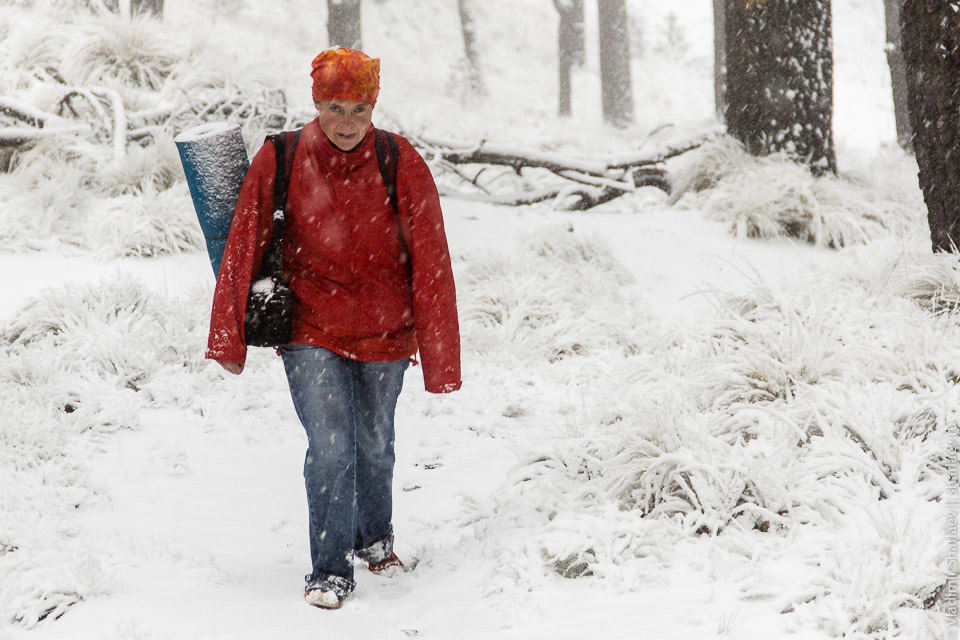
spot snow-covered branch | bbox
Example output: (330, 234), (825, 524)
(408, 129), (714, 209)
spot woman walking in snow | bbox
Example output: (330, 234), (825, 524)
(206, 47), (461, 609)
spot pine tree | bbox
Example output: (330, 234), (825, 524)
(457, 0), (485, 99)
(884, 0), (911, 149)
(554, 0), (585, 117)
(327, 0), (362, 50)
(131, 0), (163, 18)
(723, 0), (836, 176)
(901, 0), (960, 252)
(597, 0), (632, 128)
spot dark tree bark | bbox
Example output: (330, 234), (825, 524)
(714, 0), (727, 122)
(131, 0), (163, 18)
(327, 0), (362, 49)
(457, 0), (485, 98)
(884, 0), (912, 149)
(724, 0), (836, 176)
(597, 0), (632, 128)
(554, 0), (585, 117)
(901, 0), (960, 252)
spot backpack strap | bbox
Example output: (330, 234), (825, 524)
(262, 129), (302, 279)
(272, 129), (301, 213)
(374, 128), (399, 213)
(374, 128), (408, 260)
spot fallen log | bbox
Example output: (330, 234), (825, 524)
(410, 128), (716, 209)
(441, 168), (671, 209)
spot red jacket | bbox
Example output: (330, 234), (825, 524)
(206, 120), (461, 393)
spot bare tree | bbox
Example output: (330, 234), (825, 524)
(901, 0), (960, 252)
(554, 0), (585, 117)
(131, 0), (163, 18)
(883, 0), (911, 149)
(93, 0), (119, 12)
(597, 0), (632, 128)
(723, 0), (836, 176)
(327, 0), (362, 49)
(457, 0), (485, 98)
(713, 0), (726, 122)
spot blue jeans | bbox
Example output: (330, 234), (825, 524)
(280, 345), (408, 590)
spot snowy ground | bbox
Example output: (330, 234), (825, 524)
(0, 199), (844, 640)
(1, 1), (956, 639)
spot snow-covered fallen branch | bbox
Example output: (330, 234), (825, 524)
(57, 86), (127, 159)
(0, 125), (92, 146)
(406, 128), (716, 210)
(0, 98), (70, 128)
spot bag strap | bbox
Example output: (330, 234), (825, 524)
(374, 128), (409, 261)
(374, 128), (399, 213)
(263, 128), (302, 279)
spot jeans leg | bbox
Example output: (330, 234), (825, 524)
(353, 358), (408, 557)
(281, 345), (358, 586)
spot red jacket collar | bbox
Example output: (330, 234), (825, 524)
(304, 119), (376, 173)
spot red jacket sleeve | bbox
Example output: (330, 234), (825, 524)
(205, 141), (277, 365)
(396, 136), (462, 393)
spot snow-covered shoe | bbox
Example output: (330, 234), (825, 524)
(356, 534), (402, 575)
(304, 587), (341, 609)
(304, 575), (353, 609)
(367, 551), (404, 576)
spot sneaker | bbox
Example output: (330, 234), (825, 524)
(304, 575), (353, 609)
(304, 586), (341, 609)
(367, 551), (404, 576)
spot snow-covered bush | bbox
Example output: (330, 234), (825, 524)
(87, 187), (203, 258)
(669, 136), (922, 248)
(61, 15), (180, 94)
(0, 11), (67, 92)
(87, 141), (184, 196)
(0, 162), (90, 252)
(888, 251), (960, 315)
(667, 134), (749, 202)
(0, 7), (296, 255)
(457, 225), (653, 368)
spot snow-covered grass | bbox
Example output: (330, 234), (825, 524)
(446, 223), (955, 638)
(1, 213), (955, 638)
(0, 273), (295, 628)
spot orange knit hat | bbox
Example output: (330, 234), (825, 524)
(310, 47), (380, 106)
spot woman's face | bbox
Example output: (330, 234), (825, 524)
(315, 99), (373, 151)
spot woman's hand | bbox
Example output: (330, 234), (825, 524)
(218, 361), (244, 375)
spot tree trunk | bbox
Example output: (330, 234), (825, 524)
(555, 0), (585, 117)
(597, 0), (632, 128)
(884, 0), (912, 150)
(724, 0), (836, 176)
(457, 0), (485, 98)
(901, 0), (960, 252)
(130, 0), (162, 18)
(327, 0), (362, 50)
(714, 0), (727, 123)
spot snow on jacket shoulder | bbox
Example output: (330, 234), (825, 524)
(206, 120), (461, 393)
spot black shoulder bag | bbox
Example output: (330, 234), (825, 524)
(244, 129), (301, 347)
